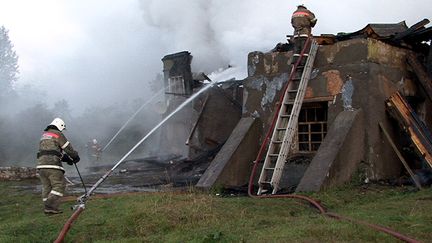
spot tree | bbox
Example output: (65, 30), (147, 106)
(52, 99), (72, 122)
(0, 26), (19, 98)
(1, 103), (54, 165)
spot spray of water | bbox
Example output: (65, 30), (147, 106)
(80, 81), (217, 200)
(102, 87), (166, 152)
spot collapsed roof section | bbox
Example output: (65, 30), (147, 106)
(315, 19), (431, 48)
(336, 21), (409, 41)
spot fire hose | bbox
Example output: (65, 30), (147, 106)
(53, 37), (419, 242)
(54, 81), (218, 243)
(247, 37), (420, 243)
(74, 163), (87, 193)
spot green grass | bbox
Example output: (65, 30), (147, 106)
(1, 180), (431, 242)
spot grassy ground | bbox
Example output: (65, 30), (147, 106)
(0, 179), (431, 242)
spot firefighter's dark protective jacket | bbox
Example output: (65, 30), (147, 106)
(291, 6), (317, 37)
(36, 126), (79, 172)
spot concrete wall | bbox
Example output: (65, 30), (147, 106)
(325, 110), (365, 188)
(159, 52), (197, 158)
(196, 117), (261, 189)
(296, 110), (365, 192)
(162, 51), (193, 95)
(243, 38), (424, 184)
(188, 87), (242, 159)
(313, 38), (409, 179)
(243, 51), (292, 136)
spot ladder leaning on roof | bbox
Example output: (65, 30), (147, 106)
(257, 39), (319, 195)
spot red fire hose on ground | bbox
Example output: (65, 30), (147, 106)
(54, 37), (420, 243)
(247, 37), (420, 243)
(247, 151), (420, 242)
(54, 205), (84, 243)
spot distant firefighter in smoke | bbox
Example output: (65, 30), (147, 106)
(86, 138), (102, 163)
(36, 118), (80, 215)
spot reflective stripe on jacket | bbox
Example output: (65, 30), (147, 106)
(37, 127), (78, 171)
(291, 7), (317, 36)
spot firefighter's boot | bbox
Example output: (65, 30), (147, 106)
(44, 195), (63, 215)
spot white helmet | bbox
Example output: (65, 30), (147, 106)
(92, 139), (98, 144)
(50, 118), (66, 131)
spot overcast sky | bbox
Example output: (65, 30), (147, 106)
(0, 0), (430, 114)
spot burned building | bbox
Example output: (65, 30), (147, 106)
(159, 51), (243, 162)
(194, 19), (432, 192)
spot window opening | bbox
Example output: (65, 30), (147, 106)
(297, 102), (328, 152)
(166, 76), (186, 95)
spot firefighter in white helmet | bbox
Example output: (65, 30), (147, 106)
(36, 118), (80, 215)
(86, 138), (102, 163)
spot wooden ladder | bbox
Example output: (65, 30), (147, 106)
(257, 40), (319, 195)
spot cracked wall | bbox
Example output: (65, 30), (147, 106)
(243, 38), (431, 181)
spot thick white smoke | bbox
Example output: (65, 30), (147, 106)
(3, 0), (429, 112)
(138, 0), (290, 75)
(0, 0), (430, 165)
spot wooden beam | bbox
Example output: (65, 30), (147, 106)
(428, 44), (432, 77)
(385, 92), (432, 168)
(407, 52), (432, 102)
(379, 122), (422, 189)
(394, 18), (430, 41)
(185, 94), (209, 145)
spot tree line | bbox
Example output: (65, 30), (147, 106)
(0, 26), (161, 166)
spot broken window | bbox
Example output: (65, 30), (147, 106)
(297, 102), (328, 152)
(166, 76), (186, 95)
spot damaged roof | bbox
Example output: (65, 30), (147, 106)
(316, 19), (432, 48)
(336, 21), (408, 40)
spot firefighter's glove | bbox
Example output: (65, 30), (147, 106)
(73, 155), (80, 164)
(62, 154), (74, 165)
